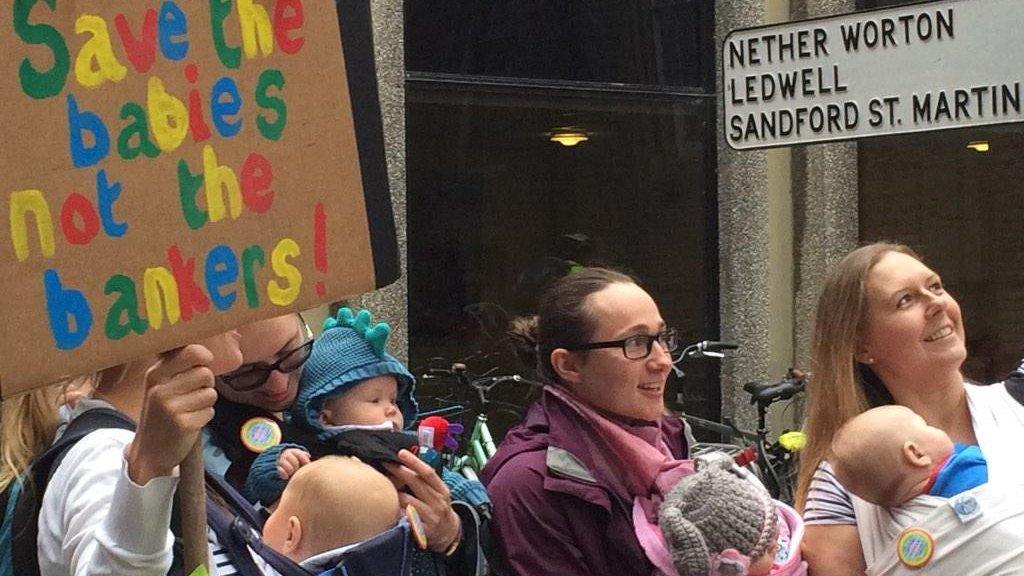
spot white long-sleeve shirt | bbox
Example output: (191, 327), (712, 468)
(38, 405), (244, 576)
(38, 427), (178, 576)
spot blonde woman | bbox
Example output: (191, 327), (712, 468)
(798, 243), (1024, 574)
(1, 333), (243, 576)
(0, 383), (73, 493)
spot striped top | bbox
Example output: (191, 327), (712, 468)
(210, 528), (242, 576)
(802, 460), (857, 524)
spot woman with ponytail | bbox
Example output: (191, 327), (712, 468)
(481, 268), (689, 576)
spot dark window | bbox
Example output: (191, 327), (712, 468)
(406, 1), (712, 88)
(405, 1), (719, 433)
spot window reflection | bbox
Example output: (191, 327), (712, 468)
(407, 85), (719, 429)
(405, 1), (719, 435)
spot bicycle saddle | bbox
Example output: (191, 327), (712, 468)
(743, 378), (805, 405)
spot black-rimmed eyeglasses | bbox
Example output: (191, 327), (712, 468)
(564, 329), (678, 360)
(220, 339), (315, 392)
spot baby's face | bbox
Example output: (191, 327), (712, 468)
(886, 410), (955, 505)
(905, 412), (954, 466)
(320, 375), (404, 431)
(748, 546), (776, 576)
(747, 525), (779, 575)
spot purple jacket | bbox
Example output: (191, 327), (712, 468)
(481, 392), (689, 576)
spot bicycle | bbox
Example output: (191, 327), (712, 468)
(670, 340), (807, 504)
(416, 362), (541, 481)
(740, 368), (807, 504)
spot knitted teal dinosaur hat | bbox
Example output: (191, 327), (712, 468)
(291, 308), (418, 434)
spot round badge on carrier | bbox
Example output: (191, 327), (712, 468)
(406, 504), (429, 550)
(896, 527), (934, 569)
(239, 417), (282, 453)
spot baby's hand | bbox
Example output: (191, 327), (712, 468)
(277, 448), (311, 480)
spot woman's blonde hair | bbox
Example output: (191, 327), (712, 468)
(0, 382), (69, 490)
(0, 364), (128, 491)
(795, 242), (919, 511)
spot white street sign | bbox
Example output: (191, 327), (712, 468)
(723, 0), (1024, 149)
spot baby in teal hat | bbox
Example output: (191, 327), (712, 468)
(246, 307), (421, 503)
(245, 308), (490, 573)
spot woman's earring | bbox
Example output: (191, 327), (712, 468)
(864, 357), (875, 365)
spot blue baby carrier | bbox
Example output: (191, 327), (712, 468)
(0, 406), (421, 576)
(206, 470), (418, 576)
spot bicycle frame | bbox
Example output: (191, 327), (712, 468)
(419, 361), (539, 480)
(448, 409), (499, 481)
(672, 341), (807, 504)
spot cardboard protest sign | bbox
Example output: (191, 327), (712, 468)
(0, 0), (400, 397)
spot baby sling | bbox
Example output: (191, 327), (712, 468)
(0, 407), (419, 576)
(852, 382), (1024, 575)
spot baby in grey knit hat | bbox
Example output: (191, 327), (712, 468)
(659, 463), (779, 576)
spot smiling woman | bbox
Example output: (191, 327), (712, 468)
(480, 267), (690, 576)
(796, 242), (1024, 575)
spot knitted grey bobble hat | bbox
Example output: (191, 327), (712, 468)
(659, 464), (778, 576)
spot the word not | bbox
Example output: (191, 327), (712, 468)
(9, 170), (126, 262)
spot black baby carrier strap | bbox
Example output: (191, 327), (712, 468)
(1006, 364), (1024, 405)
(205, 468), (416, 576)
(207, 397), (282, 493)
(206, 470), (314, 576)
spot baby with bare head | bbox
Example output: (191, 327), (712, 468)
(830, 405), (987, 507)
(261, 456), (402, 565)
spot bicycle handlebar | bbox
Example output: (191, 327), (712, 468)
(700, 341), (738, 353)
(420, 364), (542, 393)
(472, 374), (538, 392)
(671, 340), (737, 378)
(682, 340), (738, 358)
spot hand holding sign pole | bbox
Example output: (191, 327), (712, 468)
(1, 0), (399, 572)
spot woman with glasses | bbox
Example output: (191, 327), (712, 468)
(481, 267), (688, 576)
(205, 314), (315, 493)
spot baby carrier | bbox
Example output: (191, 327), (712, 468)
(0, 406), (430, 576)
(206, 469), (421, 576)
(851, 381), (1024, 575)
(770, 501), (807, 576)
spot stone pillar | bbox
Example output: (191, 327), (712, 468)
(718, 0), (859, 430)
(352, 0), (409, 362)
(716, 1), (773, 428)
(790, 0), (859, 372)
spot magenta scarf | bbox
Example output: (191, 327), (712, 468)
(545, 386), (692, 575)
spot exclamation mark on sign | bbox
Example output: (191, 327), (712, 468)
(314, 203), (327, 297)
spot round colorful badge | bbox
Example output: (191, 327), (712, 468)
(406, 504), (429, 550)
(239, 417), (282, 453)
(896, 527), (934, 569)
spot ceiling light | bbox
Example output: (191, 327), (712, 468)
(966, 140), (990, 152)
(549, 127), (589, 147)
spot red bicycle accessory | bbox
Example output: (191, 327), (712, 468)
(734, 446), (757, 467)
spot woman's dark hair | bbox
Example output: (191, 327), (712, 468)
(508, 267), (636, 383)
